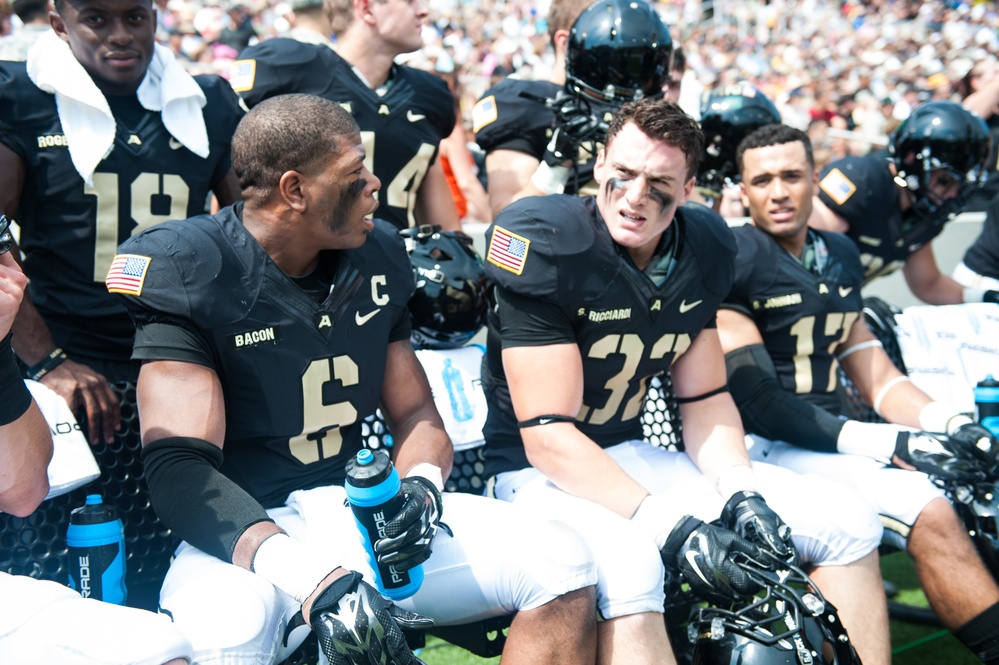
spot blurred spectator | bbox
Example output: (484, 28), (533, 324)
(218, 0), (257, 52)
(0, 0), (49, 61)
(285, 0), (331, 46)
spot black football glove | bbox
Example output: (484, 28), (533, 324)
(543, 91), (608, 165)
(893, 430), (986, 483)
(373, 477), (444, 570)
(309, 571), (433, 665)
(660, 515), (764, 605)
(983, 290), (999, 304)
(720, 491), (796, 567)
(947, 422), (999, 467)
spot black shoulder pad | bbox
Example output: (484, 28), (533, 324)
(677, 202), (737, 297)
(483, 195), (597, 299)
(472, 79), (560, 154)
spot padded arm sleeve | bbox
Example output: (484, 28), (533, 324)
(725, 345), (845, 453)
(142, 437), (273, 563)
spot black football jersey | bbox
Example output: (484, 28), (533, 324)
(817, 155), (945, 283)
(0, 61), (243, 365)
(472, 78), (599, 196)
(481, 196), (736, 475)
(115, 210), (415, 508)
(231, 39), (454, 231)
(963, 222), (999, 280)
(723, 225), (864, 414)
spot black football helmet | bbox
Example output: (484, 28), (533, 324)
(888, 100), (991, 226)
(697, 84), (781, 196)
(683, 552), (860, 665)
(565, 0), (673, 106)
(401, 225), (488, 350)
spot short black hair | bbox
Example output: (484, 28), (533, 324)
(12, 0), (48, 22)
(736, 124), (814, 177)
(605, 97), (704, 180)
(232, 94), (359, 204)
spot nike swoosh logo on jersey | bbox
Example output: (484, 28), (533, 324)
(168, 137), (184, 150)
(407, 110), (426, 122)
(679, 299), (703, 314)
(839, 286), (853, 298)
(355, 308), (382, 326)
(684, 547), (712, 586)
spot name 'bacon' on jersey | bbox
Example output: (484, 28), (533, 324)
(481, 196), (736, 476)
(0, 61), (243, 365)
(113, 211), (415, 508)
(722, 225), (865, 414)
(230, 39), (454, 231)
(817, 155), (945, 283)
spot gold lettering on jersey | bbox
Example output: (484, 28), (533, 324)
(338, 102), (353, 114)
(858, 235), (882, 247)
(763, 293), (802, 309)
(226, 326), (280, 349)
(371, 275), (389, 306)
(587, 308), (632, 323)
(317, 314), (333, 329)
(577, 308), (586, 317)
(127, 134), (142, 146)
(818, 284), (829, 294)
(378, 104), (390, 115)
(650, 299), (662, 312)
(36, 134), (69, 148)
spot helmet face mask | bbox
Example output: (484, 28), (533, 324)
(888, 100), (991, 226)
(565, 0), (673, 106)
(696, 84), (781, 196)
(401, 226), (488, 350)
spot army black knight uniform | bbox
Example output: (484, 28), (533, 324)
(0, 61), (243, 371)
(230, 39), (454, 230)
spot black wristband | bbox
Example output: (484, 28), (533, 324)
(0, 334), (33, 425)
(517, 414), (576, 428)
(25, 347), (68, 381)
(985, 290), (999, 304)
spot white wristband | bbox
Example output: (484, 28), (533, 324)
(837, 420), (910, 460)
(963, 286), (988, 303)
(631, 494), (686, 549)
(918, 401), (972, 435)
(836, 339), (882, 362)
(530, 162), (571, 195)
(406, 463), (444, 492)
(251, 533), (334, 603)
(715, 464), (758, 499)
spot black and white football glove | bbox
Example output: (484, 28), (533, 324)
(947, 423), (999, 468)
(542, 91), (608, 165)
(309, 571), (433, 665)
(373, 477), (444, 571)
(720, 491), (796, 567)
(660, 515), (764, 605)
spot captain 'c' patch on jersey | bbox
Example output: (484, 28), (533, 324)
(228, 59), (257, 93)
(487, 226), (530, 275)
(472, 96), (498, 133)
(105, 254), (151, 296)
(819, 168), (856, 206)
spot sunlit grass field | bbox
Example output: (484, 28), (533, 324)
(415, 551), (976, 664)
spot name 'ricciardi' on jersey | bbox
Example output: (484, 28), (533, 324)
(481, 195), (736, 476)
(230, 38), (454, 231)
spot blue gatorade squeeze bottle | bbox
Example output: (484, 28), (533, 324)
(345, 449), (424, 599)
(67, 494), (127, 605)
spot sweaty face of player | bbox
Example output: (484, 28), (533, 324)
(317, 132), (381, 248)
(740, 140), (817, 248)
(52, 0), (156, 96)
(594, 122), (694, 269)
(372, 0), (427, 55)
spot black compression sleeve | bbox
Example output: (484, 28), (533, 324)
(725, 345), (845, 453)
(142, 437), (273, 563)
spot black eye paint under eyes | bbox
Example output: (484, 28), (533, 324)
(607, 177), (673, 214)
(333, 176), (368, 225)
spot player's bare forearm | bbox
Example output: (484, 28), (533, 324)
(0, 400), (52, 516)
(10, 279), (58, 366)
(678, 394), (753, 493)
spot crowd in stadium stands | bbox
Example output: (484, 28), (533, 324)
(3, 0), (996, 177)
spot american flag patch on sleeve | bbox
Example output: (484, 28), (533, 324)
(106, 254), (151, 296)
(487, 226), (530, 275)
(228, 59), (257, 93)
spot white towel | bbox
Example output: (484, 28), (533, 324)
(25, 380), (100, 501)
(26, 31), (209, 186)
